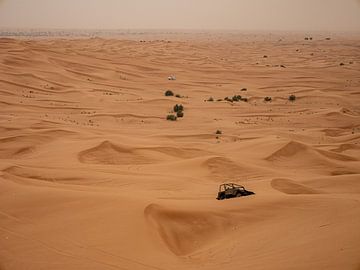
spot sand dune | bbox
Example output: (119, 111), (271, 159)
(145, 203), (234, 256)
(271, 178), (321, 194)
(0, 34), (360, 270)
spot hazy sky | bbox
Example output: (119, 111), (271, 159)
(1, 0), (360, 31)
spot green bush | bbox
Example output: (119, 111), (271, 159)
(166, 115), (177, 121)
(173, 104), (184, 112)
(232, 95), (242, 102)
(165, 90), (174, 96)
(264, 97), (272, 102)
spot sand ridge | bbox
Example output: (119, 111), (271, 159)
(0, 33), (360, 270)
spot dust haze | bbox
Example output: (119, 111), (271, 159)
(0, 0), (360, 31)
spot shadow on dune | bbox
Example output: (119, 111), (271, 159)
(144, 204), (233, 256)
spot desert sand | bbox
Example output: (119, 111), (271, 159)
(0, 33), (360, 270)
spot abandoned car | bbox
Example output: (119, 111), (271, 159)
(216, 183), (255, 200)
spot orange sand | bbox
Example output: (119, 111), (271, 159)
(0, 34), (360, 270)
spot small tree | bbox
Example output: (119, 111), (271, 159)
(264, 97), (272, 102)
(165, 90), (174, 96)
(166, 115), (177, 121)
(289, 95), (296, 101)
(173, 104), (184, 112)
(232, 95), (242, 102)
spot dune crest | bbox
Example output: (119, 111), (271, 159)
(271, 178), (320, 195)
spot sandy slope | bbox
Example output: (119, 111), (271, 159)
(0, 33), (360, 270)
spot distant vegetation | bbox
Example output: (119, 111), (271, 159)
(165, 90), (174, 96)
(264, 97), (272, 102)
(221, 94), (248, 103)
(173, 104), (184, 112)
(167, 104), (184, 121)
(289, 95), (296, 101)
(166, 115), (177, 121)
(216, 130), (222, 135)
(165, 90), (184, 98)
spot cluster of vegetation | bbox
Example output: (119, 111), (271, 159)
(167, 104), (185, 121)
(223, 95), (248, 103)
(174, 104), (184, 118)
(165, 90), (183, 98)
(263, 95), (297, 103)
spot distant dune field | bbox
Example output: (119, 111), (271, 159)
(0, 33), (360, 270)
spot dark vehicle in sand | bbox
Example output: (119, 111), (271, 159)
(216, 183), (255, 200)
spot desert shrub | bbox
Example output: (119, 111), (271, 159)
(241, 97), (248, 102)
(216, 130), (222, 135)
(264, 97), (272, 102)
(165, 90), (174, 96)
(173, 104), (184, 112)
(175, 94), (181, 98)
(208, 97), (214, 102)
(339, 63), (345, 66)
(217, 99), (223, 102)
(289, 95), (296, 101)
(177, 111), (184, 118)
(232, 95), (242, 102)
(241, 88), (247, 91)
(166, 114), (177, 121)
